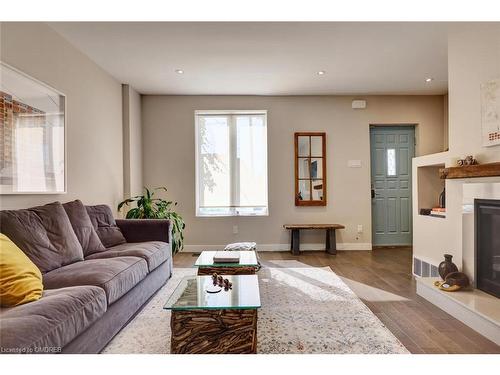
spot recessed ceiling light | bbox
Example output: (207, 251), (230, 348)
(175, 69), (184, 74)
(425, 77), (434, 83)
(317, 71), (326, 75)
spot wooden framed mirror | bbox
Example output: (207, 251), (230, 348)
(294, 132), (327, 206)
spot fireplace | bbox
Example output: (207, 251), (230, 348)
(474, 199), (500, 298)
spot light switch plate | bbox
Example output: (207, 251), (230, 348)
(348, 160), (362, 168)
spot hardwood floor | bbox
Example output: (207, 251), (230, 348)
(173, 247), (500, 354)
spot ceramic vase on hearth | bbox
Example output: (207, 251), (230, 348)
(438, 254), (458, 280)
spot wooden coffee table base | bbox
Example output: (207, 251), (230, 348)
(170, 309), (257, 354)
(197, 266), (257, 275)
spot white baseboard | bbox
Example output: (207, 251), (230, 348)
(182, 243), (372, 252)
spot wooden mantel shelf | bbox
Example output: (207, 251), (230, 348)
(439, 162), (500, 179)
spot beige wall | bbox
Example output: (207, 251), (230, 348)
(142, 95), (445, 249)
(446, 23), (500, 275)
(122, 84), (143, 199)
(448, 23), (500, 164)
(0, 23), (123, 211)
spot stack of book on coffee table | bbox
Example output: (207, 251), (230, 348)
(213, 251), (240, 263)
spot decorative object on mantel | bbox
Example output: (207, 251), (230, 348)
(438, 254), (459, 280)
(434, 272), (470, 292)
(439, 162), (500, 179)
(480, 78), (500, 147)
(0, 62), (66, 194)
(457, 155), (478, 166)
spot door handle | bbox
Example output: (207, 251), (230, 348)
(371, 189), (381, 198)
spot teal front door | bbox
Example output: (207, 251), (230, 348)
(370, 126), (414, 246)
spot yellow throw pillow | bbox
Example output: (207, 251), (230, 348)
(0, 233), (43, 307)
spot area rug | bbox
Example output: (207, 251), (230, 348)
(103, 260), (408, 354)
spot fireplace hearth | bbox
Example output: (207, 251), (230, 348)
(475, 199), (500, 298)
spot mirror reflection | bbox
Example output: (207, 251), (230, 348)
(311, 136), (323, 157)
(298, 180), (311, 200)
(297, 136), (309, 157)
(312, 180), (324, 201)
(298, 158), (310, 179)
(310, 158), (323, 179)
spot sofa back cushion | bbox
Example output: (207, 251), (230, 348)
(0, 202), (84, 273)
(85, 205), (126, 248)
(63, 200), (106, 256)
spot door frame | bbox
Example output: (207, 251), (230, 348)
(369, 124), (417, 248)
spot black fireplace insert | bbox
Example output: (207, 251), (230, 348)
(474, 199), (500, 298)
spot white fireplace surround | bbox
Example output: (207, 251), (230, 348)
(416, 179), (500, 345)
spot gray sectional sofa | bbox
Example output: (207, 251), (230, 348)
(0, 201), (173, 354)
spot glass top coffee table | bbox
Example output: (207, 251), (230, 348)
(164, 275), (261, 310)
(164, 275), (261, 354)
(194, 250), (259, 275)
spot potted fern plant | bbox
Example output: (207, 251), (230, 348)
(118, 187), (185, 254)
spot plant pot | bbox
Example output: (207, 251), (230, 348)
(438, 254), (458, 280)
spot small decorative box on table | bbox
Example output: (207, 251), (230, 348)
(194, 250), (259, 275)
(164, 275), (261, 354)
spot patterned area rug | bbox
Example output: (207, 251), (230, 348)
(103, 260), (408, 354)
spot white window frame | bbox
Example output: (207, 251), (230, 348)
(195, 110), (269, 217)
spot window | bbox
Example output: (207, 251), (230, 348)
(387, 148), (396, 176)
(195, 110), (268, 216)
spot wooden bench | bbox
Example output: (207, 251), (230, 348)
(283, 224), (345, 255)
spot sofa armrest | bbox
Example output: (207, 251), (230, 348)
(115, 219), (170, 243)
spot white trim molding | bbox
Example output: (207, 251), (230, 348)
(182, 242), (372, 252)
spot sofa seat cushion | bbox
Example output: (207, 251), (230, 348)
(0, 286), (106, 353)
(43, 257), (148, 304)
(85, 241), (170, 272)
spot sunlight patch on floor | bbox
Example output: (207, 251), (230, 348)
(268, 268), (351, 302)
(266, 260), (409, 303)
(339, 276), (410, 302)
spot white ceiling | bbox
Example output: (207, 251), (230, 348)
(49, 22), (449, 96)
